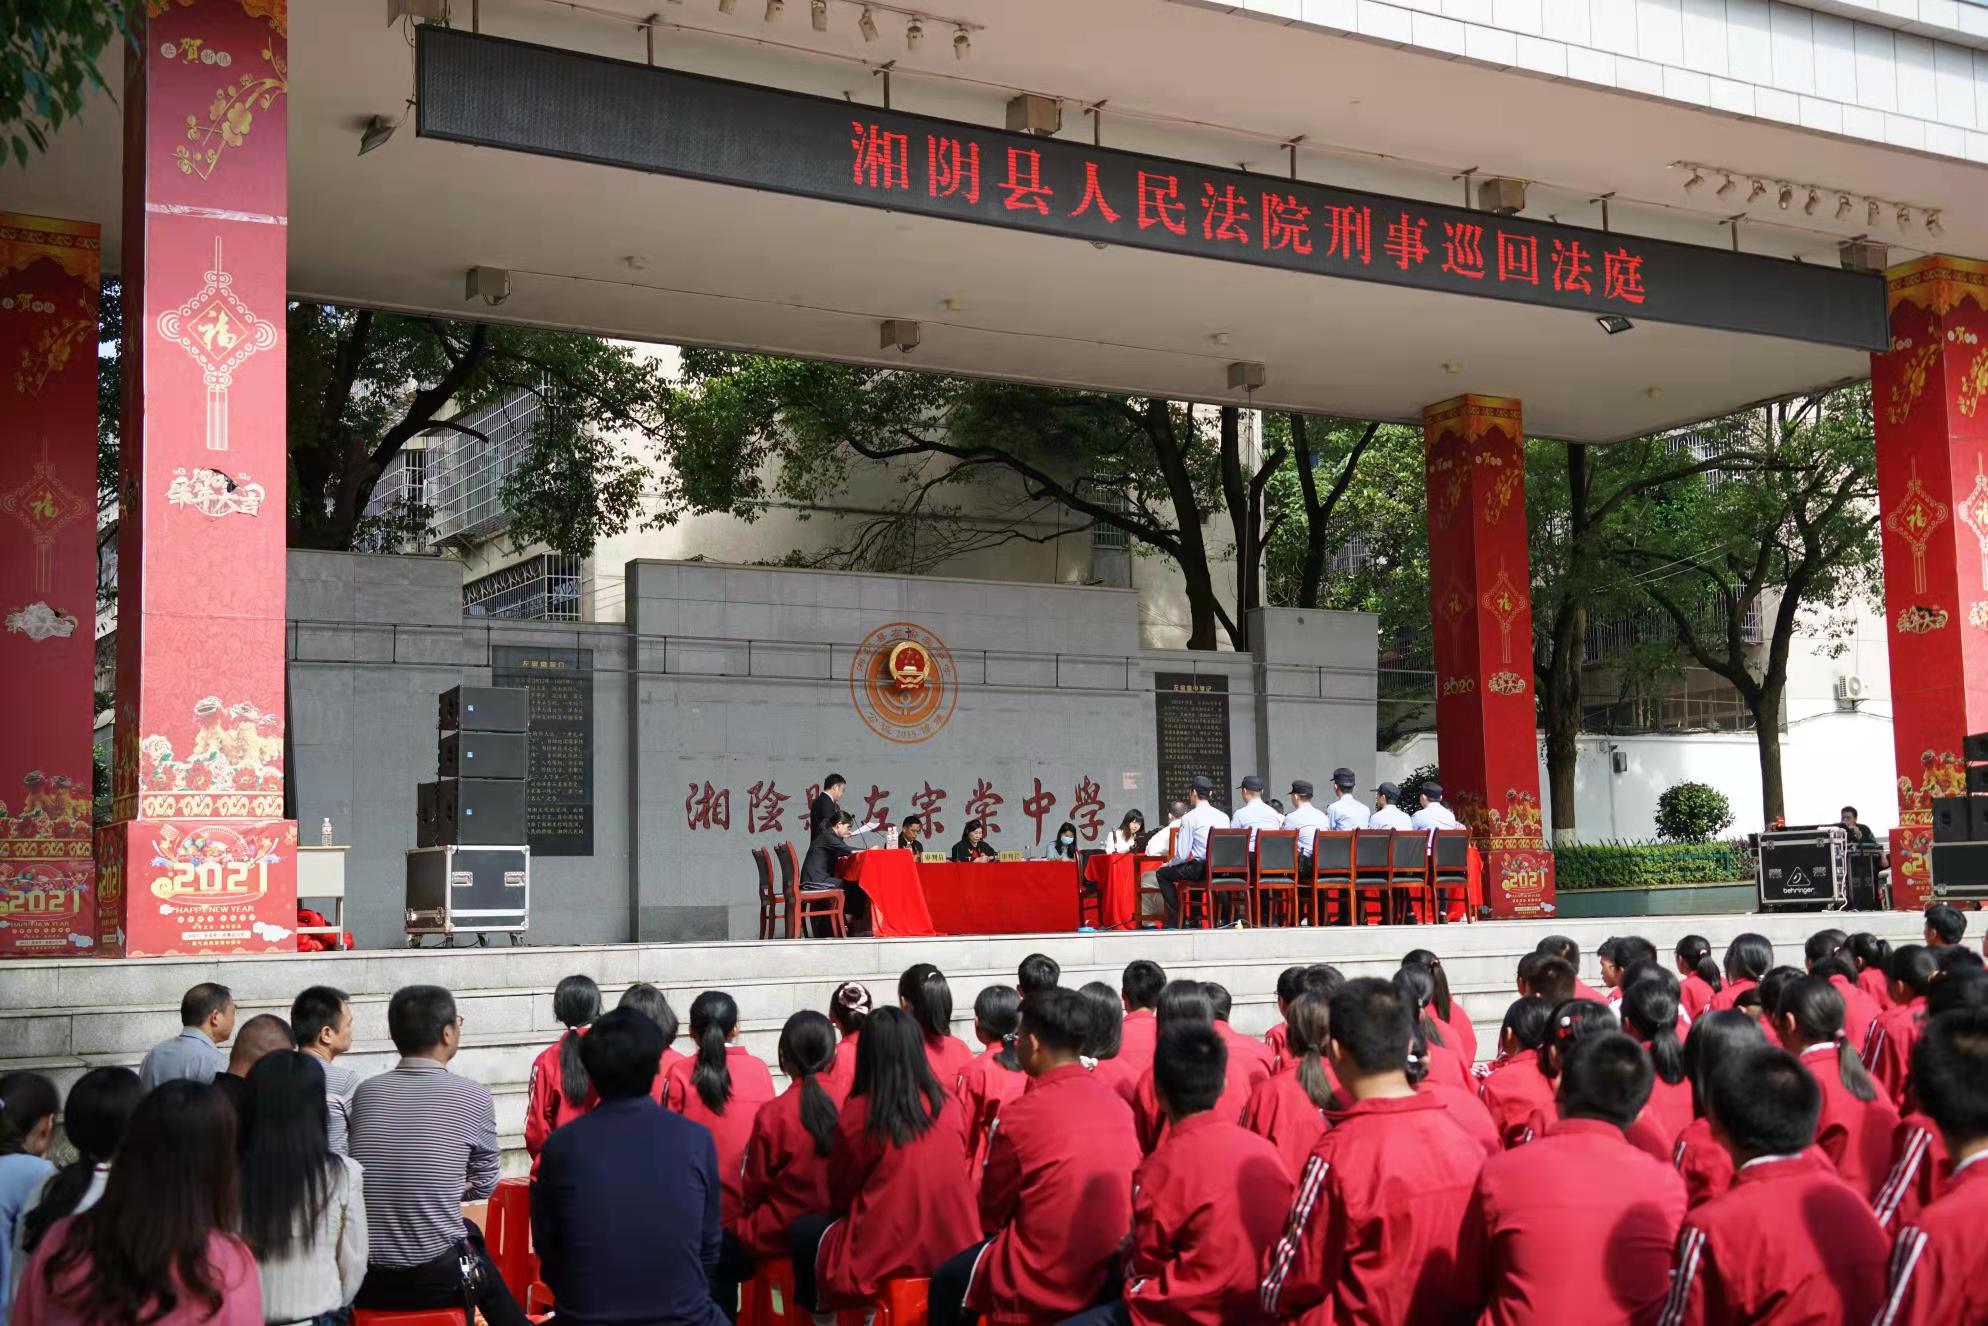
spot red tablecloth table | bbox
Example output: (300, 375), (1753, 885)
(835, 849), (936, 937)
(918, 861), (1081, 934)
(1082, 853), (1144, 930)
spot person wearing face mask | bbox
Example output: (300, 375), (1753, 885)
(1046, 821), (1079, 861)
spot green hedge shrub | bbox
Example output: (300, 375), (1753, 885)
(1553, 839), (1750, 890)
(1654, 781), (1736, 843)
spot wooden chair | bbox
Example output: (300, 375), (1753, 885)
(1350, 830), (1394, 925)
(775, 841), (847, 938)
(1308, 831), (1356, 926)
(1076, 848), (1104, 928)
(1253, 830), (1302, 927)
(1204, 828), (1254, 926)
(1134, 828), (1177, 926)
(1389, 829), (1432, 924)
(753, 847), (780, 940)
(1431, 829), (1471, 922)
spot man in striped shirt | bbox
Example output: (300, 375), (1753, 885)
(292, 984), (360, 1156)
(349, 983), (528, 1326)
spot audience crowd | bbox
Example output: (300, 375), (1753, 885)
(0, 903), (1983, 1325)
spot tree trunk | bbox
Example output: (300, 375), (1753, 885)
(1145, 401), (1223, 650)
(1218, 406), (1252, 651)
(1289, 414), (1327, 610)
(1752, 680), (1786, 825)
(1543, 443), (1590, 846)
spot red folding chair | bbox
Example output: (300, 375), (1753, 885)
(1203, 828), (1254, 926)
(1431, 829), (1472, 921)
(872, 1277), (930, 1326)
(1389, 829), (1432, 924)
(1308, 831), (1356, 925)
(354, 1312), (471, 1326)
(1253, 830), (1302, 927)
(1349, 830), (1394, 925)
(482, 1177), (536, 1304)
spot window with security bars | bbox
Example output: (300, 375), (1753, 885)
(464, 553), (583, 621)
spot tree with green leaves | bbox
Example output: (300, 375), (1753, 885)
(1616, 385), (1881, 824)
(2, 1), (131, 167)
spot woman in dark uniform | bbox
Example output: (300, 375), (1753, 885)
(949, 819), (999, 863)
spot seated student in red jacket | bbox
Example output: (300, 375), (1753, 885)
(1657, 1044), (1888, 1326)
(1536, 935), (1609, 1006)
(1133, 983), (1260, 1153)
(1672, 1011), (1772, 1208)
(721, 1011), (845, 1316)
(1518, 1001), (1662, 1161)
(1707, 933), (1774, 1014)
(1870, 966), (1988, 1231)
(1405, 950), (1476, 1066)
(1116, 960), (1168, 1087)
(822, 980), (872, 1098)
(1242, 991), (1341, 1180)
(1259, 977), (1489, 1325)
(1866, 945), (1939, 1106)
(1873, 1002), (1988, 1326)
(789, 1007), (979, 1315)
(1673, 935), (1724, 1021)
(1203, 983), (1275, 1088)
(1064, 1023), (1294, 1326)
(1263, 965), (1342, 1073)
(1398, 965), (1475, 1094)
(1619, 976), (1694, 1151)
(1771, 973), (1900, 1203)
(1848, 933), (1893, 1011)
(903, 964), (976, 1088)
(1479, 996), (1556, 1149)
(956, 986), (1027, 1171)
(930, 988), (1141, 1326)
(1079, 982), (1143, 1100)
(664, 991), (778, 1231)
(524, 975), (602, 1173)
(1466, 1031), (1686, 1326)
(1804, 937), (1882, 1055)
(619, 982), (688, 1106)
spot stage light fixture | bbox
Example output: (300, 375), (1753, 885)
(859, 6), (878, 38)
(1777, 183), (1793, 210)
(1803, 188), (1819, 216)
(1897, 205), (1912, 230)
(1683, 170), (1704, 192)
(1835, 194), (1851, 220)
(1927, 210), (1943, 238)
(1597, 314), (1634, 335)
(953, 26), (969, 57)
(1746, 179), (1766, 204)
(810, 0), (827, 29)
(906, 17), (922, 47)
(765, 0), (782, 19)
(1868, 198), (1882, 226)
(358, 115), (398, 156)
(1715, 174), (1735, 199)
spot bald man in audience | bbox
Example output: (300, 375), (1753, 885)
(212, 1012), (294, 1114)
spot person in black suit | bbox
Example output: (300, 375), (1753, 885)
(808, 773), (847, 837)
(949, 818), (999, 863)
(802, 812), (871, 935)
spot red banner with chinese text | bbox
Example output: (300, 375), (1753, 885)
(100, 0), (295, 955)
(1868, 256), (1988, 908)
(0, 215), (100, 957)
(1423, 395), (1555, 919)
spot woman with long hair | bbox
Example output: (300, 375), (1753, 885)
(898, 965), (973, 1086)
(1403, 949), (1475, 1063)
(1619, 976), (1692, 1149)
(1674, 1011), (1769, 1207)
(948, 820), (998, 864)
(0, 1071), (60, 1307)
(1102, 810), (1145, 855)
(1045, 821), (1079, 862)
(724, 1012), (843, 1318)
(1393, 967), (1473, 1092)
(956, 987), (1027, 1175)
(617, 982), (685, 1105)
(11, 1067), (143, 1305)
(789, 1009), (977, 1313)
(661, 991), (776, 1228)
(1240, 991), (1341, 1179)
(1708, 933), (1774, 1012)
(1479, 996), (1555, 1149)
(1847, 933), (1894, 1010)
(238, 1052), (367, 1326)
(15, 1080), (260, 1326)
(823, 981), (872, 1097)
(1770, 975), (1899, 1202)
(1076, 981), (1139, 1098)
(525, 975), (603, 1168)
(1673, 935), (1724, 1019)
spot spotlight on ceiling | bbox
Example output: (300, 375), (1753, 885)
(1803, 188), (1819, 216)
(905, 16), (922, 47)
(358, 114), (398, 156)
(810, 0), (827, 29)
(1867, 198), (1882, 227)
(765, 0), (782, 18)
(1746, 179), (1766, 204)
(1777, 183), (1793, 210)
(953, 26), (969, 57)
(1897, 205), (1913, 230)
(1683, 170), (1705, 192)
(1927, 210), (1944, 238)
(1716, 174), (1735, 199)
(858, 6), (877, 38)
(1835, 193), (1852, 220)
(1597, 314), (1634, 335)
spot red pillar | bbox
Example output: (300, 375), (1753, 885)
(0, 217), (100, 955)
(1423, 395), (1554, 918)
(1868, 256), (1988, 908)
(98, 0), (297, 956)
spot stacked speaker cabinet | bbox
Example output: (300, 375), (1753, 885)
(1931, 730), (1988, 901)
(407, 685), (531, 943)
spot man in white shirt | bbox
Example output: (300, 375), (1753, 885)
(1369, 781), (1413, 830)
(1230, 774), (1283, 844)
(1410, 781), (1462, 831)
(1280, 780), (1331, 863)
(1153, 776), (1230, 926)
(1144, 801), (1188, 858)
(1325, 768), (1371, 831)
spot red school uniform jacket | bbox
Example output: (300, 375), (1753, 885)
(736, 1075), (849, 1257)
(924, 1032), (976, 1091)
(1259, 1093), (1488, 1325)
(1241, 1064), (1335, 1182)
(1828, 974), (1882, 1057)
(956, 1045), (1028, 1171)
(1872, 1111), (1951, 1232)
(1264, 1019), (1291, 1073)
(968, 1063), (1142, 1323)
(1423, 1081), (1501, 1158)
(814, 1092), (980, 1307)
(1134, 1055), (1257, 1154)
(1658, 1153), (1888, 1326)
(1872, 1153), (1988, 1326)
(663, 1046), (779, 1226)
(1707, 978), (1756, 1014)
(1119, 1009), (1159, 1083)
(1672, 1116), (1734, 1209)
(1468, 1118), (1687, 1326)
(1479, 1057), (1556, 1151)
(524, 1031), (596, 1169)
(1574, 978), (1609, 1007)
(1857, 965), (1893, 1011)
(1124, 1114), (1294, 1326)
(1435, 1001), (1478, 1066)
(1679, 973), (1718, 1021)
(1865, 999), (1925, 1106)
(1220, 1022), (1276, 1086)
(1636, 1074), (1696, 1153)
(1798, 1042), (1901, 1202)
(646, 1045), (689, 1107)
(823, 1030), (859, 1098)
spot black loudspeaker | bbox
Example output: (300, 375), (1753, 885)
(416, 781), (440, 848)
(434, 778), (527, 845)
(1932, 796), (1988, 843)
(439, 731), (528, 780)
(1931, 841), (1988, 898)
(1964, 730), (1988, 762)
(438, 685), (529, 733)
(1969, 763), (1988, 795)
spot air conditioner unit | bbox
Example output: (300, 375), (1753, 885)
(1834, 675), (1869, 708)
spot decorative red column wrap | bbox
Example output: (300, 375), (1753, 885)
(1868, 256), (1988, 908)
(98, 0), (296, 956)
(0, 217), (100, 956)
(1423, 395), (1554, 919)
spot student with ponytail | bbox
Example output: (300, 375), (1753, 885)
(1673, 1010), (1769, 1207)
(1519, 1001), (1667, 1160)
(956, 986), (1027, 1171)
(1869, 944), (1941, 1105)
(898, 964), (974, 1087)
(1619, 977), (1692, 1149)
(1848, 933), (1894, 1010)
(617, 982), (686, 1106)
(1394, 967), (1473, 1092)
(822, 980), (872, 1096)
(1479, 996), (1555, 1149)
(1673, 935), (1724, 1020)
(524, 975), (602, 1170)
(1404, 949), (1475, 1063)
(1772, 973), (1899, 1201)
(1708, 933), (1773, 1012)
(725, 1012), (844, 1315)
(662, 991), (776, 1227)
(1241, 991), (1342, 1179)
(1077, 982), (1139, 1098)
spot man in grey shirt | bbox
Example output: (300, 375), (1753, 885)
(137, 983), (234, 1090)
(292, 984), (360, 1155)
